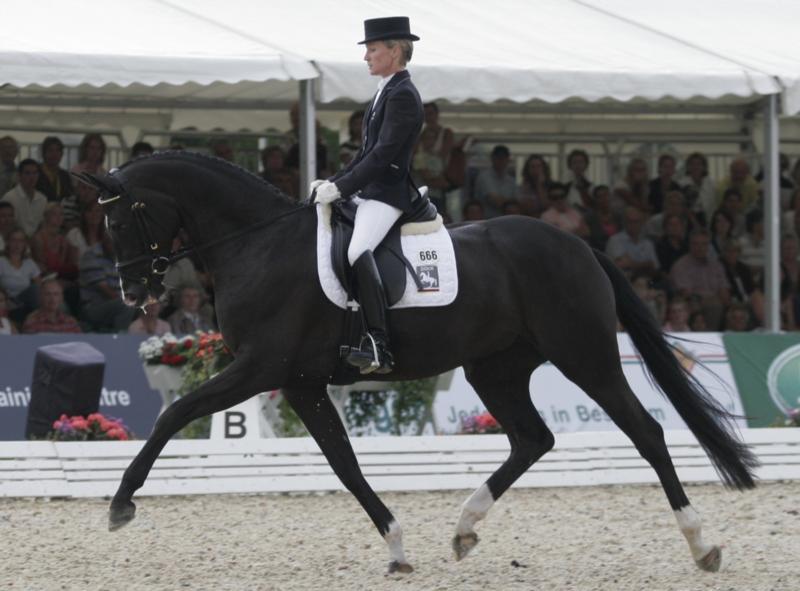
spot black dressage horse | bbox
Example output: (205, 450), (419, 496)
(77, 152), (757, 574)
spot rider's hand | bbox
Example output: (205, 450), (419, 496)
(309, 179), (325, 193)
(314, 181), (342, 204)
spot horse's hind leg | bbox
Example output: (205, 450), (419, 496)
(553, 349), (722, 572)
(109, 356), (264, 530)
(454, 342), (552, 560)
(282, 384), (412, 575)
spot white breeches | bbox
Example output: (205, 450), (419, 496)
(347, 199), (403, 265)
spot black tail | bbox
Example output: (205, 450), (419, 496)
(593, 250), (758, 490)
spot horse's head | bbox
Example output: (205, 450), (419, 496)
(72, 169), (181, 308)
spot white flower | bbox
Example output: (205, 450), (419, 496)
(138, 333), (180, 361)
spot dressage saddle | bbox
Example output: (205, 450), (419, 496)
(330, 188), (439, 305)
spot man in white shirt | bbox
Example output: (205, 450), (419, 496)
(1, 159), (47, 237)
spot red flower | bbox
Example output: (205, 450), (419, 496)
(70, 418), (88, 430)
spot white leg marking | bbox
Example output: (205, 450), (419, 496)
(456, 483), (495, 536)
(384, 520), (407, 564)
(675, 505), (715, 561)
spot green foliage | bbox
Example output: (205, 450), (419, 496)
(390, 377), (438, 435)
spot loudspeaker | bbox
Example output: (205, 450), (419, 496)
(25, 342), (105, 439)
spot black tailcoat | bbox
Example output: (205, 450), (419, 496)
(330, 69), (423, 213)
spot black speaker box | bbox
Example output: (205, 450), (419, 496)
(25, 342), (105, 439)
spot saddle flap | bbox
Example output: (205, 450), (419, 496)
(330, 200), (408, 307)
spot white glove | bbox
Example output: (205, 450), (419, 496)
(309, 179), (325, 193)
(314, 180), (342, 205)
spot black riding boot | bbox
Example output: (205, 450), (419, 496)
(346, 251), (394, 375)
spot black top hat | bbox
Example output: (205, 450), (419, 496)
(358, 16), (420, 44)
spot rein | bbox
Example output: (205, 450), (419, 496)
(112, 186), (313, 282)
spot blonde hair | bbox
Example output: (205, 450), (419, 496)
(383, 39), (414, 65)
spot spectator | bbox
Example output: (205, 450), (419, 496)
(709, 210), (734, 257)
(473, 145), (516, 218)
(716, 157), (759, 213)
(65, 200), (104, 261)
(718, 188), (746, 238)
(631, 272), (667, 324)
(517, 154), (551, 217)
(70, 133), (107, 176)
(722, 301), (753, 332)
(583, 185), (621, 251)
(162, 235), (212, 316)
(605, 206), (659, 276)
(339, 110), (365, 167)
(563, 149), (593, 209)
(31, 203), (77, 284)
(781, 189), (800, 238)
(0, 228), (41, 325)
(663, 296), (691, 332)
(540, 182), (589, 238)
(679, 152), (716, 225)
(260, 145), (298, 198)
(780, 234), (800, 293)
(462, 199), (485, 221)
(669, 228), (730, 330)
(412, 126), (450, 213)
(644, 190), (690, 241)
(78, 232), (134, 332)
(284, 102), (330, 177)
(502, 200), (522, 216)
(648, 154), (681, 214)
(62, 180), (99, 231)
(0, 136), (19, 195)
(22, 278), (81, 334)
(755, 152), (795, 210)
(420, 102), (454, 164)
(0, 286), (17, 334)
(0, 201), (14, 253)
(128, 301), (171, 336)
(210, 138), (234, 162)
(655, 214), (689, 274)
(739, 209), (765, 278)
(130, 141), (154, 160)
(168, 285), (215, 335)
(1, 159), (47, 237)
(689, 310), (708, 332)
(612, 158), (650, 213)
(720, 239), (756, 303)
(37, 136), (73, 202)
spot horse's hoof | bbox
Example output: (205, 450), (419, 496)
(108, 500), (137, 532)
(387, 560), (414, 574)
(695, 545), (722, 572)
(452, 532), (479, 561)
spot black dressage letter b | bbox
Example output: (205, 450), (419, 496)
(224, 411), (247, 438)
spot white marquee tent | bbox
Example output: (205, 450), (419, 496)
(1, 0), (797, 112)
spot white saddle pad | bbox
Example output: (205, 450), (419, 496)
(315, 202), (458, 310)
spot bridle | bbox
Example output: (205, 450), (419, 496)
(102, 181), (312, 291)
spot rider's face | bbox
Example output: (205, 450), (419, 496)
(364, 41), (399, 78)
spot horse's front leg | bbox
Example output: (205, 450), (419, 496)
(109, 355), (265, 530)
(283, 383), (413, 574)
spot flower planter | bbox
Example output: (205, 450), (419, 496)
(142, 363), (184, 415)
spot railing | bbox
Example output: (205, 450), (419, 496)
(2, 428), (797, 498)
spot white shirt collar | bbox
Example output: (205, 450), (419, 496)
(377, 72), (396, 92)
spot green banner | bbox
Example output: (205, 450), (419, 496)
(723, 333), (800, 427)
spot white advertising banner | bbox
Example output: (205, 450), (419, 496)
(433, 333), (747, 434)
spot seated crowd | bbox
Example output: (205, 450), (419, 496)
(0, 134), (216, 336)
(1, 106), (798, 336)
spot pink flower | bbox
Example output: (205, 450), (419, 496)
(70, 418), (88, 430)
(106, 428), (128, 441)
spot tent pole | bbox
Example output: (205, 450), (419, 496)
(299, 79), (317, 200)
(763, 93), (781, 333)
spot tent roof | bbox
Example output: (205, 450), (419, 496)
(0, 0), (796, 115)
